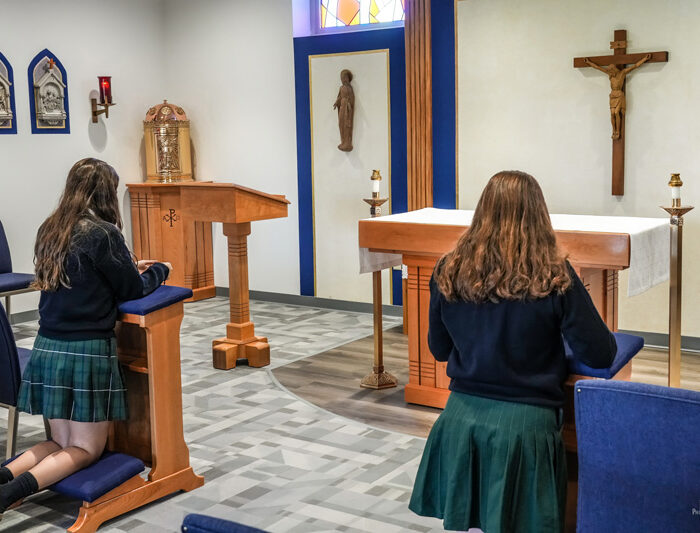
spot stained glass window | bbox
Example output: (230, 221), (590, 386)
(320, 0), (405, 28)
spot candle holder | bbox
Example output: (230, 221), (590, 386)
(91, 76), (116, 123)
(361, 170), (397, 390)
(660, 173), (693, 387)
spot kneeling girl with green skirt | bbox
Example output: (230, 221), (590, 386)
(409, 171), (617, 533)
(0, 159), (170, 515)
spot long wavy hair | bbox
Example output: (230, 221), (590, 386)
(33, 158), (122, 291)
(435, 170), (571, 302)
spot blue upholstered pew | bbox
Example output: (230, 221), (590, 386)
(6, 285), (204, 532)
(575, 380), (700, 532)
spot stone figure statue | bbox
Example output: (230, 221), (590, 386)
(0, 85), (7, 113)
(333, 69), (355, 152)
(41, 85), (61, 113)
(583, 53), (651, 140)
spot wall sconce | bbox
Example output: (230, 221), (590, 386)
(91, 76), (116, 123)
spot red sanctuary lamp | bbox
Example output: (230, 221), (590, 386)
(98, 76), (112, 104)
(91, 76), (116, 123)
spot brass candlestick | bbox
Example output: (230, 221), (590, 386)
(361, 171), (397, 390)
(660, 173), (693, 387)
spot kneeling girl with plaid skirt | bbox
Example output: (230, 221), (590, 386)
(409, 171), (617, 533)
(0, 158), (170, 516)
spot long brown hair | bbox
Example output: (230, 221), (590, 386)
(33, 158), (122, 291)
(436, 170), (571, 302)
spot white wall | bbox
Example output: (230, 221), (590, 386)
(311, 50), (391, 303)
(0, 0), (167, 314)
(162, 0), (300, 295)
(458, 0), (700, 336)
(1, 0), (301, 316)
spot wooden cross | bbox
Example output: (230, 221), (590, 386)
(574, 30), (668, 196)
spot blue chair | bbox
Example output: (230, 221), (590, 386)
(0, 220), (35, 322)
(0, 302), (35, 460)
(575, 380), (700, 532)
(182, 514), (268, 533)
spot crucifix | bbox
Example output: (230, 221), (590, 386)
(574, 30), (668, 196)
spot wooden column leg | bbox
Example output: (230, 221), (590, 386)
(142, 303), (194, 481)
(6, 406), (18, 460)
(212, 223), (269, 370)
(360, 271), (397, 389)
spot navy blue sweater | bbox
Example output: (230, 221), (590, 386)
(428, 263), (617, 408)
(38, 220), (169, 341)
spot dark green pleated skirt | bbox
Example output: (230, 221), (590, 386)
(17, 335), (128, 422)
(409, 391), (566, 533)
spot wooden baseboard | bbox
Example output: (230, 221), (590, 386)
(404, 383), (450, 409)
(186, 286), (216, 302)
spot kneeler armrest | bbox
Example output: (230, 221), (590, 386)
(118, 285), (193, 316)
(566, 331), (644, 379)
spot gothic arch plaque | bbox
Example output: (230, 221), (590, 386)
(28, 49), (70, 134)
(0, 52), (17, 134)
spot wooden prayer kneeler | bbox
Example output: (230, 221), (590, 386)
(48, 285), (203, 532)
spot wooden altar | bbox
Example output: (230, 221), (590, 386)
(358, 209), (646, 451)
(127, 182), (290, 370)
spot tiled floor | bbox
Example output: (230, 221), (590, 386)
(2, 298), (449, 532)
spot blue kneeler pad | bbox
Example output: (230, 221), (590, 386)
(118, 285), (193, 316)
(50, 452), (145, 503)
(566, 331), (644, 379)
(182, 513), (268, 533)
(3, 452), (145, 503)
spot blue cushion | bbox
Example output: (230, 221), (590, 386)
(0, 220), (12, 274)
(0, 302), (22, 406)
(566, 331), (644, 378)
(182, 514), (268, 533)
(118, 285), (192, 316)
(17, 347), (31, 375)
(0, 272), (34, 293)
(575, 380), (700, 533)
(50, 452), (145, 503)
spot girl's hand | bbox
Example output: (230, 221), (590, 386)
(137, 260), (157, 274)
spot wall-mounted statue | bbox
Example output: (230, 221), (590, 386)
(0, 52), (16, 134)
(333, 69), (354, 152)
(28, 49), (70, 134)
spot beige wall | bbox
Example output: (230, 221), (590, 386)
(310, 50), (391, 303)
(162, 0), (300, 295)
(457, 0), (700, 336)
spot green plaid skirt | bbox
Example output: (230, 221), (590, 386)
(17, 335), (128, 422)
(409, 391), (567, 532)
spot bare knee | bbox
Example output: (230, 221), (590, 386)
(48, 419), (70, 449)
(65, 420), (110, 465)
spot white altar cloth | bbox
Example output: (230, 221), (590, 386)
(359, 208), (669, 297)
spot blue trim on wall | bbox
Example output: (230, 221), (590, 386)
(431, 0), (457, 208)
(27, 49), (70, 135)
(392, 267), (403, 306)
(293, 28), (407, 299)
(0, 52), (17, 135)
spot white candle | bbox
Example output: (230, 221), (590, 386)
(372, 179), (380, 194)
(672, 186), (681, 200)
